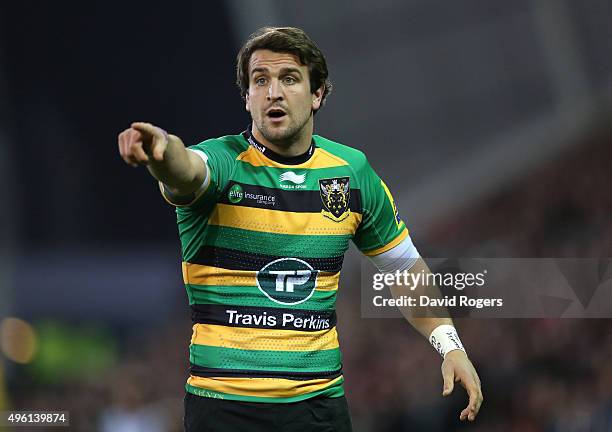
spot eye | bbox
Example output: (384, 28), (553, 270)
(255, 77), (267, 86)
(283, 76), (297, 85)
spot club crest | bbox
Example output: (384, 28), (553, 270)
(319, 177), (351, 222)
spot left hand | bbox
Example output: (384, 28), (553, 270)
(441, 350), (483, 421)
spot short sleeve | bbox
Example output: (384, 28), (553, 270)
(159, 138), (235, 211)
(352, 159), (409, 255)
(189, 139), (235, 197)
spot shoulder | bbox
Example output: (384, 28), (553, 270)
(313, 135), (369, 171)
(189, 133), (249, 160)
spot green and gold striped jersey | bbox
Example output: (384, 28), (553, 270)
(162, 128), (409, 403)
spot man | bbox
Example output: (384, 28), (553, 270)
(118, 26), (482, 431)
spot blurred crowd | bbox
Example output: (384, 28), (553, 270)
(344, 128), (612, 431)
(7, 322), (189, 431)
(5, 129), (612, 431)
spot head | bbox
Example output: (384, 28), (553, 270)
(236, 27), (332, 147)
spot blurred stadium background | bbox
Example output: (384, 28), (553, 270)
(1, 0), (612, 430)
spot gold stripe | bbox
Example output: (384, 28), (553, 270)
(380, 180), (402, 229)
(209, 204), (361, 236)
(183, 263), (340, 291)
(315, 147), (350, 168)
(363, 227), (409, 256)
(237, 146), (349, 169)
(183, 263), (255, 286)
(187, 374), (343, 398)
(192, 324), (339, 351)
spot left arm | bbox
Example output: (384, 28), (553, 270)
(391, 258), (484, 422)
(352, 155), (483, 421)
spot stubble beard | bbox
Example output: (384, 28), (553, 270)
(256, 112), (310, 150)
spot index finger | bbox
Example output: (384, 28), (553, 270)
(131, 122), (164, 139)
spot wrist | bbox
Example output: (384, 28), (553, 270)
(429, 324), (466, 359)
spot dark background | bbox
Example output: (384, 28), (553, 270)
(1, 1), (611, 431)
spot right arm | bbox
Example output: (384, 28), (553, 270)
(117, 121), (206, 197)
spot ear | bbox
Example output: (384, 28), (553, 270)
(245, 91), (251, 112)
(311, 85), (324, 111)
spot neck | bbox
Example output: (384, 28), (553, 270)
(251, 120), (313, 157)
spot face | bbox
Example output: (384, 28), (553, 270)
(245, 49), (323, 147)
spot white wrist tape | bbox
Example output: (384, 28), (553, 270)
(429, 325), (466, 358)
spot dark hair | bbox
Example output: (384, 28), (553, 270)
(236, 27), (332, 111)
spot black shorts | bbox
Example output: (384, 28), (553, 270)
(184, 392), (353, 432)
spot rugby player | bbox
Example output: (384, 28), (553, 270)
(118, 26), (482, 431)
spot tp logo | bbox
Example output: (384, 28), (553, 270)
(270, 270), (311, 292)
(256, 258), (318, 305)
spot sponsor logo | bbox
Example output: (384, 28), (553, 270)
(227, 183), (276, 206)
(279, 171), (307, 190)
(256, 258), (318, 305)
(224, 309), (331, 330)
(280, 171), (306, 184)
(244, 192), (276, 206)
(228, 184), (244, 204)
(319, 177), (351, 222)
(247, 135), (266, 154)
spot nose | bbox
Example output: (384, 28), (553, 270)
(267, 79), (283, 101)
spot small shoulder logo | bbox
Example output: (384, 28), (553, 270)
(381, 180), (402, 228)
(319, 177), (351, 222)
(279, 171), (306, 184)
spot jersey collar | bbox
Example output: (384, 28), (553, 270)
(242, 124), (316, 165)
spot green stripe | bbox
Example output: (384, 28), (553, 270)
(186, 284), (337, 309)
(202, 225), (351, 258)
(190, 344), (342, 372)
(233, 163), (356, 191)
(185, 377), (344, 403)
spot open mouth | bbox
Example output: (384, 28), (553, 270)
(267, 109), (286, 119)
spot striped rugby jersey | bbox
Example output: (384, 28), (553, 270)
(162, 128), (409, 403)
